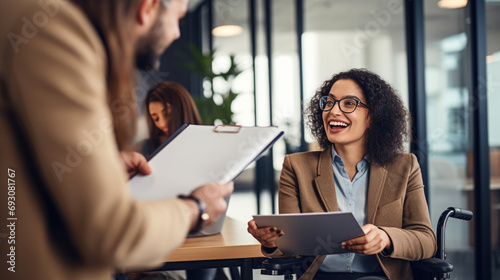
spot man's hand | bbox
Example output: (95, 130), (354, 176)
(187, 182), (234, 230)
(119, 151), (152, 177)
(341, 224), (392, 255)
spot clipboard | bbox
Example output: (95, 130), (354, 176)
(253, 212), (365, 256)
(129, 124), (283, 200)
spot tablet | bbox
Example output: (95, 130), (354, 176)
(253, 212), (365, 255)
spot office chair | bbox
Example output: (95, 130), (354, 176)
(260, 207), (473, 280)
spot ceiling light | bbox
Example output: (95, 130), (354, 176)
(212, 25), (243, 37)
(487, 55), (495, 63)
(438, 0), (468, 9)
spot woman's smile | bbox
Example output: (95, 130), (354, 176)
(326, 118), (350, 133)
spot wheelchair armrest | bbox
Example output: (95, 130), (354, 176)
(411, 257), (453, 274)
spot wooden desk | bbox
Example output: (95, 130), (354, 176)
(159, 217), (264, 280)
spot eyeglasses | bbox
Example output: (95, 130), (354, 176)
(319, 96), (369, 113)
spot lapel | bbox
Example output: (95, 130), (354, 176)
(366, 162), (388, 224)
(313, 146), (339, 212)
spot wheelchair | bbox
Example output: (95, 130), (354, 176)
(259, 207), (473, 280)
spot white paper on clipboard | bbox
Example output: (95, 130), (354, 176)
(129, 124), (283, 200)
(253, 212), (365, 256)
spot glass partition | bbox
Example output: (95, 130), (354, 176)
(486, 0), (500, 277)
(270, 0), (300, 170)
(424, 1), (474, 278)
(212, 0), (254, 126)
(211, 0), (259, 214)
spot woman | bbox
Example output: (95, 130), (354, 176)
(140, 81), (202, 158)
(248, 69), (436, 280)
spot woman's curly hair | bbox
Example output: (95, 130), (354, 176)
(306, 68), (411, 166)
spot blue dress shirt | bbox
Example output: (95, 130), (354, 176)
(319, 145), (382, 273)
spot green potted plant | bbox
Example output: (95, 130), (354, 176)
(177, 44), (242, 125)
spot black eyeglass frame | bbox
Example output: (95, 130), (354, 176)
(319, 95), (369, 113)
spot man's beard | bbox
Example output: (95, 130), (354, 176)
(135, 17), (164, 71)
(136, 46), (161, 71)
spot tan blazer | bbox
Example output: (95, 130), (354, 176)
(1, 1), (192, 279)
(265, 147), (437, 280)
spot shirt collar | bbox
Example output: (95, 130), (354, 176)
(330, 144), (369, 170)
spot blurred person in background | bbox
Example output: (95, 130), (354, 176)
(132, 81), (228, 280)
(140, 81), (202, 157)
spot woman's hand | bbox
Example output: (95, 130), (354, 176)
(341, 224), (392, 255)
(247, 219), (284, 248)
(119, 151), (152, 177)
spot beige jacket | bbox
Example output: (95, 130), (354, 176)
(1, 1), (192, 279)
(265, 147), (437, 280)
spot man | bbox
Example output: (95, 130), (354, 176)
(0, 1), (232, 279)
